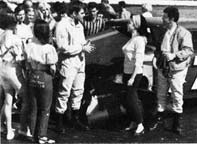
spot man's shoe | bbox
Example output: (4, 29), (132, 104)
(172, 113), (183, 136)
(73, 110), (90, 131)
(73, 119), (90, 131)
(56, 114), (66, 134)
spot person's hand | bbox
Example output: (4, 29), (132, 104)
(163, 53), (176, 61)
(83, 42), (96, 53)
(127, 78), (134, 86)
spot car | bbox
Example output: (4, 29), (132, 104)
(85, 17), (197, 99)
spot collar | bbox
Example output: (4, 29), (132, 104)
(67, 17), (81, 28)
(167, 23), (177, 36)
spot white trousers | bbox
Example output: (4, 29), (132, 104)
(55, 64), (85, 114)
(157, 68), (188, 113)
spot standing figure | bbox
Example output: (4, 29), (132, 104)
(0, 15), (23, 140)
(25, 19), (58, 144)
(152, 6), (193, 135)
(55, 2), (95, 133)
(122, 15), (149, 136)
(141, 3), (153, 18)
(118, 1), (131, 19)
(83, 2), (106, 37)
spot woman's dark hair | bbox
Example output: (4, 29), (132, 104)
(0, 14), (17, 29)
(163, 6), (179, 22)
(14, 4), (25, 14)
(135, 15), (149, 37)
(33, 19), (50, 44)
(118, 1), (126, 8)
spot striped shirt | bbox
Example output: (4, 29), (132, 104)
(83, 15), (105, 37)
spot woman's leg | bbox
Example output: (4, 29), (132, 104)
(3, 90), (15, 139)
(126, 74), (144, 134)
(35, 72), (53, 138)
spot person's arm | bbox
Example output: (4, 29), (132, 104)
(175, 30), (194, 61)
(165, 30), (194, 62)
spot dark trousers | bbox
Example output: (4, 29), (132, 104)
(28, 71), (53, 138)
(123, 73), (143, 124)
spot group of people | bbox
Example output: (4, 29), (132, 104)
(0, 0), (194, 143)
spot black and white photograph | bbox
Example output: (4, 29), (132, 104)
(0, 0), (197, 143)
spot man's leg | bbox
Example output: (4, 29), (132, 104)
(71, 70), (89, 130)
(55, 67), (77, 132)
(169, 68), (188, 135)
(149, 69), (169, 130)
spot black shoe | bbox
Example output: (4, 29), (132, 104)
(56, 114), (66, 134)
(72, 110), (90, 131)
(172, 113), (183, 136)
(73, 119), (90, 131)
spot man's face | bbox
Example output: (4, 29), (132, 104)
(75, 8), (85, 22)
(16, 10), (25, 23)
(162, 12), (172, 27)
(90, 8), (98, 18)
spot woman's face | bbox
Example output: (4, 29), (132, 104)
(127, 19), (135, 32)
(16, 10), (25, 23)
(26, 10), (35, 23)
(41, 7), (50, 17)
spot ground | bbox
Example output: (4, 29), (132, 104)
(1, 98), (197, 143)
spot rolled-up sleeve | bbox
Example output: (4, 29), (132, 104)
(46, 45), (58, 64)
(175, 30), (194, 60)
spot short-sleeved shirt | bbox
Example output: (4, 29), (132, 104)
(15, 23), (33, 43)
(122, 36), (147, 74)
(0, 30), (23, 62)
(83, 15), (105, 37)
(120, 8), (131, 19)
(25, 38), (58, 65)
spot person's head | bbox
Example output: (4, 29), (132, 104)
(68, 2), (85, 23)
(101, 0), (109, 4)
(142, 3), (152, 13)
(88, 2), (98, 18)
(33, 19), (50, 44)
(38, 2), (51, 18)
(118, 1), (126, 9)
(101, 0), (109, 7)
(23, 0), (33, 10)
(128, 14), (148, 37)
(15, 4), (25, 23)
(26, 7), (35, 24)
(57, 2), (68, 16)
(162, 6), (179, 27)
(0, 14), (17, 30)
